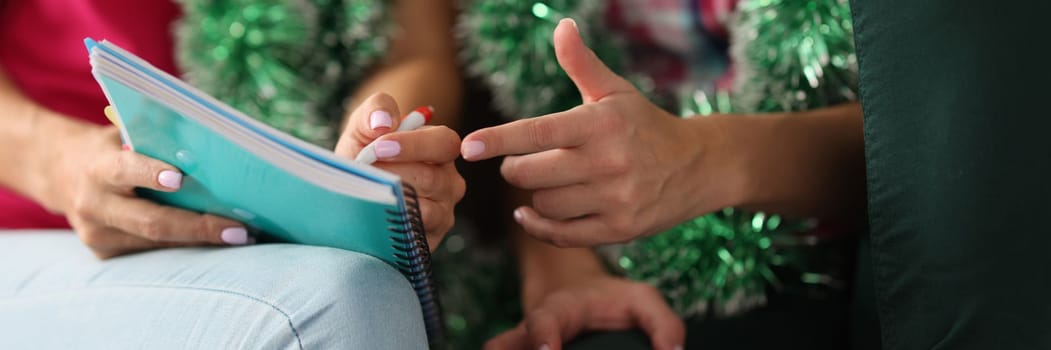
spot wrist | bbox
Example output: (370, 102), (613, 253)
(517, 233), (608, 310)
(24, 109), (98, 211)
(673, 115), (758, 219)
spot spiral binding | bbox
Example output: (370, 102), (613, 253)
(386, 184), (444, 345)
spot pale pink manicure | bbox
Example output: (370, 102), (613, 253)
(373, 140), (401, 158)
(513, 208), (524, 223)
(562, 18), (578, 31)
(462, 140), (486, 159)
(157, 170), (182, 190)
(221, 227), (249, 245)
(539, 345), (551, 350)
(370, 110), (392, 130)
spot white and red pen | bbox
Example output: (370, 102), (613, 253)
(355, 106), (434, 164)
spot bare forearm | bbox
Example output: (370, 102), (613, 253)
(516, 230), (606, 309)
(510, 188), (606, 309)
(347, 0), (462, 128)
(0, 68), (91, 207)
(689, 103), (866, 220)
(349, 58), (461, 127)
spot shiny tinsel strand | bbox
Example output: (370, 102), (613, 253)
(175, 0), (391, 146)
(729, 0), (858, 113)
(458, 0), (630, 119)
(620, 210), (806, 316)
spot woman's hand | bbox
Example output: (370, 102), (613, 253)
(42, 123), (249, 259)
(461, 19), (744, 246)
(486, 269), (685, 350)
(334, 93), (465, 249)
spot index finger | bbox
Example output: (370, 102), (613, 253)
(483, 323), (530, 350)
(98, 196), (249, 245)
(625, 286), (686, 350)
(462, 106), (593, 161)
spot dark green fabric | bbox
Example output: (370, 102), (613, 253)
(850, 233), (881, 350)
(851, 0), (1051, 348)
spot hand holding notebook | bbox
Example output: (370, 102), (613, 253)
(87, 38), (453, 343)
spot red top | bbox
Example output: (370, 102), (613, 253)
(0, 0), (180, 228)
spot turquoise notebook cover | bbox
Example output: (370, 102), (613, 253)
(87, 38), (444, 343)
(87, 39), (409, 267)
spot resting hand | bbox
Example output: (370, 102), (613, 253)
(462, 19), (737, 246)
(485, 272), (685, 350)
(334, 93), (465, 249)
(44, 125), (249, 259)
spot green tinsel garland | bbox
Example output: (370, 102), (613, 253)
(175, 0), (391, 146)
(619, 0), (859, 318)
(459, 0), (631, 119)
(730, 0), (858, 113)
(618, 209), (807, 316)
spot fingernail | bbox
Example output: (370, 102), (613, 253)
(373, 140), (401, 159)
(539, 345), (551, 350)
(675, 346), (683, 350)
(562, 18), (578, 31)
(157, 170), (182, 190)
(513, 208), (524, 223)
(221, 227), (249, 245)
(370, 110), (392, 130)
(462, 140), (486, 159)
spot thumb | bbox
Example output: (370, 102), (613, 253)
(334, 92), (402, 158)
(554, 18), (634, 103)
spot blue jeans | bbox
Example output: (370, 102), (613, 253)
(0, 231), (428, 349)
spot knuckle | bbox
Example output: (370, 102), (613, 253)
(198, 216), (226, 239)
(632, 283), (661, 299)
(113, 152), (138, 178)
(435, 126), (462, 146)
(428, 203), (454, 233)
(594, 107), (626, 131)
(608, 186), (635, 208)
(409, 166), (438, 192)
(530, 193), (556, 217)
(614, 194), (635, 210)
(70, 193), (96, 220)
(429, 221), (453, 246)
(135, 216), (166, 241)
(528, 118), (558, 149)
(500, 159), (527, 187)
(86, 158), (107, 179)
(368, 92), (396, 107)
(547, 234), (574, 248)
(77, 227), (106, 248)
(93, 250), (118, 260)
(451, 174), (466, 201)
(597, 153), (631, 175)
(422, 205), (441, 233)
(607, 215), (636, 237)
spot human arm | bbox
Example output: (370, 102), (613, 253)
(0, 68), (246, 258)
(345, 0), (462, 128)
(485, 227), (685, 350)
(461, 19), (865, 247)
(333, 0), (465, 246)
